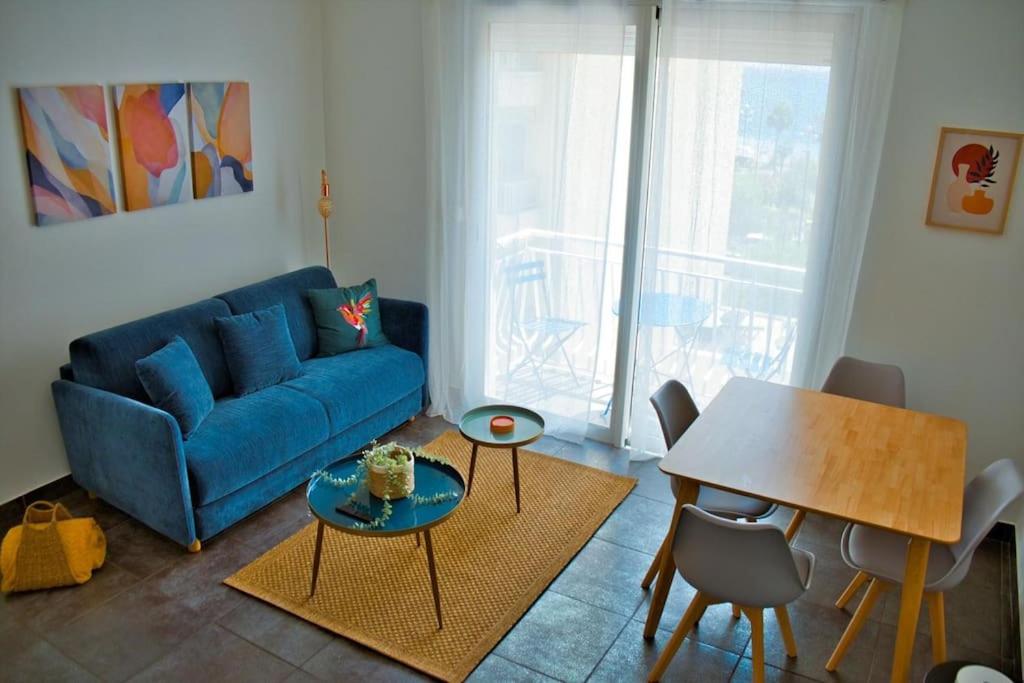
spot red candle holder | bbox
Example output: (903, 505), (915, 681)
(490, 415), (515, 434)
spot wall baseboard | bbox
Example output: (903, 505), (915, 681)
(0, 474), (76, 529)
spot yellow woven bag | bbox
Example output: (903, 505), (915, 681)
(1, 501), (106, 593)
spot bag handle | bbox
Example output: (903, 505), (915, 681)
(22, 501), (72, 525)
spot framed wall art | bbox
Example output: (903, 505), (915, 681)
(926, 127), (1022, 235)
(17, 85), (116, 225)
(189, 81), (253, 198)
(114, 83), (192, 211)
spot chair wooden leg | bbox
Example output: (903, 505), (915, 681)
(835, 571), (870, 609)
(784, 509), (806, 542)
(648, 592), (711, 682)
(826, 578), (886, 671)
(926, 592), (947, 665)
(644, 479), (698, 638)
(774, 605), (798, 658)
(745, 607), (766, 683)
(694, 600), (710, 626)
(732, 604), (741, 619)
(641, 538), (666, 590)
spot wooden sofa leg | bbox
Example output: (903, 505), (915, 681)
(187, 539), (202, 553)
(87, 490), (97, 500)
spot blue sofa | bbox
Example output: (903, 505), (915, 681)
(51, 267), (428, 550)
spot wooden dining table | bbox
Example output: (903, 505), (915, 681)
(643, 377), (966, 683)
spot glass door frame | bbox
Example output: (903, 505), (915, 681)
(599, 2), (660, 447)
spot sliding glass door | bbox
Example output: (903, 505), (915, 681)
(476, 2), (655, 441)
(436, 0), (884, 453)
(625, 4), (859, 456)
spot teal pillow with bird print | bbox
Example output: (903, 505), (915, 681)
(307, 278), (389, 356)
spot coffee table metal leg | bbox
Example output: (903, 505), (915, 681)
(467, 443), (478, 496)
(310, 521), (325, 596)
(423, 529), (443, 629)
(512, 447), (521, 513)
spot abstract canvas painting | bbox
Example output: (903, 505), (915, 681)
(17, 85), (116, 225)
(189, 82), (253, 198)
(926, 127), (1022, 235)
(114, 83), (192, 211)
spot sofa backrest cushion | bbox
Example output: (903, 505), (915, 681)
(215, 266), (337, 361)
(70, 298), (233, 401)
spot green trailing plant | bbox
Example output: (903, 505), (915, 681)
(411, 491), (460, 506)
(311, 441), (459, 530)
(313, 468), (361, 488)
(412, 448), (454, 468)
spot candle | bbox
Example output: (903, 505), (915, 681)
(490, 416), (515, 434)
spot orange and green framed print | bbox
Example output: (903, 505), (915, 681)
(189, 82), (253, 198)
(17, 85), (116, 225)
(926, 127), (1022, 235)
(114, 83), (192, 211)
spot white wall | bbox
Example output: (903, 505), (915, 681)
(0, 0), (327, 503)
(846, 0), (1024, 490)
(845, 0), (1024, 655)
(320, 0), (429, 302)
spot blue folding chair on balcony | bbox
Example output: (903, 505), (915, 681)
(503, 260), (586, 391)
(718, 310), (797, 381)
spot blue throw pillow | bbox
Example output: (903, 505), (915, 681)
(135, 336), (214, 439)
(215, 303), (301, 396)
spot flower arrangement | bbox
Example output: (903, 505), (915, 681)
(312, 442), (459, 530)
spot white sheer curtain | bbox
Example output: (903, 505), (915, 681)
(626, 0), (903, 458)
(423, 0), (636, 441)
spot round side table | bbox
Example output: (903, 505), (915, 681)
(458, 404), (544, 513)
(306, 456), (465, 629)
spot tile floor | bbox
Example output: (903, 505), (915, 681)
(1, 415), (1018, 682)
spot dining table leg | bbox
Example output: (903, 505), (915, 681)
(890, 536), (930, 682)
(643, 477), (700, 639)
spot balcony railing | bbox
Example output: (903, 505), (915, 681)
(491, 228), (805, 419)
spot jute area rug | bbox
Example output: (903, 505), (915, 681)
(225, 430), (636, 682)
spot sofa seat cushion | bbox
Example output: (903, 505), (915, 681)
(185, 384), (329, 505)
(283, 344), (424, 435)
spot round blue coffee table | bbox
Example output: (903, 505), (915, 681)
(306, 456), (465, 629)
(459, 404), (545, 513)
